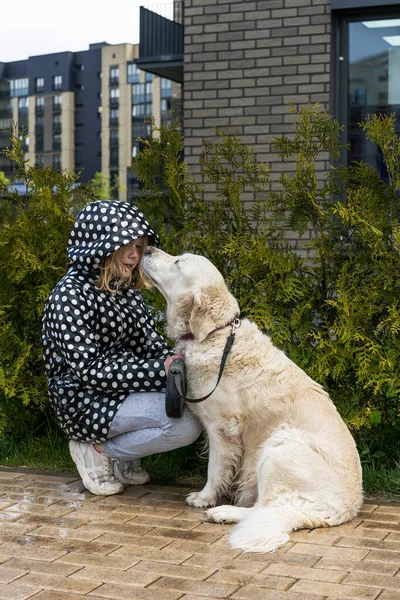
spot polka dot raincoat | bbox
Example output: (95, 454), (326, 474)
(42, 200), (172, 443)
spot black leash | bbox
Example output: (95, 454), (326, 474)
(168, 317), (240, 405)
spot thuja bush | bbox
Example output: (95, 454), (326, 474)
(134, 107), (400, 463)
(0, 131), (91, 437)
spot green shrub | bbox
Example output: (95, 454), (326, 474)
(0, 131), (91, 437)
(134, 107), (400, 464)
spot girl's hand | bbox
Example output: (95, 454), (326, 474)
(164, 354), (185, 375)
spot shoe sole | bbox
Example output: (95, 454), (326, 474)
(69, 443), (124, 496)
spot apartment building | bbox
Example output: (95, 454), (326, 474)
(0, 42), (180, 201)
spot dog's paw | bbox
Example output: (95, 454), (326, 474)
(186, 490), (216, 508)
(206, 505), (250, 524)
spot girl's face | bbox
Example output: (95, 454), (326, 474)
(114, 237), (145, 279)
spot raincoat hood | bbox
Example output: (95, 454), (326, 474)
(67, 200), (159, 273)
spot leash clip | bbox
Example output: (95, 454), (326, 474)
(231, 317), (241, 335)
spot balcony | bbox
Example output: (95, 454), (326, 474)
(136, 1), (183, 83)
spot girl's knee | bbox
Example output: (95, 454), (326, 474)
(168, 409), (203, 447)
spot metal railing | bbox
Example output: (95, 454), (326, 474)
(142, 0), (182, 24)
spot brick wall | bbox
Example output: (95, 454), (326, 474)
(183, 0), (332, 195)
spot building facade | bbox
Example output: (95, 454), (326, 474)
(138, 0), (400, 188)
(0, 42), (180, 201)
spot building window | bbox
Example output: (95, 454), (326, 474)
(161, 78), (173, 98)
(336, 13), (400, 173)
(110, 88), (120, 103)
(53, 95), (62, 110)
(53, 75), (62, 91)
(53, 154), (62, 171)
(35, 97), (44, 108)
(146, 72), (153, 82)
(75, 64), (84, 71)
(35, 77), (44, 93)
(10, 78), (29, 97)
(110, 129), (119, 145)
(18, 96), (29, 113)
(35, 114), (44, 133)
(110, 66), (119, 85)
(127, 63), (140, 84)
(35, 135), (44, 152)
(110, 107), (119, 126)
(110, 147), (119, 167)
(53, 113), (62, 133)
(53, 132), (62, 150)
(132, 83), (145, 103)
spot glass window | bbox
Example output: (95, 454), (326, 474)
(53, 75), (62, 91)
(110, 88), (120, 100)
(10, 78), (29, 97)
(53, 95), (62, 107)
(35, 97), (44, 107)
(110, 66), (119, 82)
(347, 18), (400, 172)
(110, 108), (119, 119)
(18, 97), (29, 110)
(127, 62), (140, 83)
(35, 77), (44, 92)
(132, 83), (145, 103)
(53, 154), (62, 171)
(110, 129), (119, 144)
(161, 78), (173, 98)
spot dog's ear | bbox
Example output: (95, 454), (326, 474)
(189, 285), (239, 342)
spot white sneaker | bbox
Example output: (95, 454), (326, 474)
(69, 440), (124, 496)
(114, 459), (150, 485)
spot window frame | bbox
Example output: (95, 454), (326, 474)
(333, 6), (400, 166)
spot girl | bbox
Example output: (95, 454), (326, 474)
(42, 200), (202, 495)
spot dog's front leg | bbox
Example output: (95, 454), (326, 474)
(186, 427), (239, 508)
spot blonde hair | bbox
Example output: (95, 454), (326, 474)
(95, 236), (151, 292)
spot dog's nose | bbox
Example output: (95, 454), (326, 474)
(144, 246), (156, 255)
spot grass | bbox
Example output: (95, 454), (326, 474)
(0, 431), (398, 498)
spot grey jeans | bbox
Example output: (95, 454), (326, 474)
(102, 392), (203, 460)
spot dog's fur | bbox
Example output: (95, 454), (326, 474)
(142, 248), (363, 553)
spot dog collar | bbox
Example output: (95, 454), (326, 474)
(179, 316), (240, 342)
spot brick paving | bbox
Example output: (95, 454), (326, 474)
(0, 469), (399, 599)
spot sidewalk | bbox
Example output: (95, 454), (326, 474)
(0, 468), (399, 600)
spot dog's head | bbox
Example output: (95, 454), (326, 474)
(141, 248), (239, 342)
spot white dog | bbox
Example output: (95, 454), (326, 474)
(142, 248), (363, 553)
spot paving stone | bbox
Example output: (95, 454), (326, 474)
(108, 544), (193, 564)
(231, 589), (324, 600)
(55, 551), (139, 570)
(261, 561), (347, 582)
(0, 564), (27, 583)
(16, 572), (102, 594)
(0, 582), (40, 599)
(315, 557), (399, 575)
(5, 558), (82, 577)
(70, 565), (159, 586)
(291, 578), (383, 598)
(344, 571), (400, 590)
(288, 543), (370, 561)
(207, 569), (295, 589)
(147, 575), (240, 598)
(335, 536), (400, 552)
(0, 544), (68, 562)
(88, 582), (183, 599)
(128, 559), (217, 580)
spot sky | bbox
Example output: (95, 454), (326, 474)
(1, 0), (147, 63)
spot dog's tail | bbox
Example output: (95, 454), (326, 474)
(228, 501), (329, 553)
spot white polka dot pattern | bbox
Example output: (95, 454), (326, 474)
(42, 200), (171, 443)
